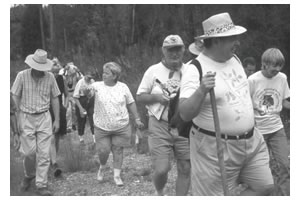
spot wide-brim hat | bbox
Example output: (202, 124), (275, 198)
(195, 12), (247, 40)
(25, 49), (53, 71)
(188, 39), (204, 56)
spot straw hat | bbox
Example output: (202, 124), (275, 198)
(188, 39), (204, 56)
(25, 49), (53, 71)
(195, 12), (247, 40)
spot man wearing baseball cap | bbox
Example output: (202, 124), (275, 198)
(11, 49), (61, 195)
(136, 35), (191, 195)
(179, 13), (274, 195)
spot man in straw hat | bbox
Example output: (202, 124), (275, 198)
(137, 35), (191, 195)
(11, 49), (61, 196)
(179, 13), (274, 195)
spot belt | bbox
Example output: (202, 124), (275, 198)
(192, 123), (254, 140)
(29, 110), (48, 115)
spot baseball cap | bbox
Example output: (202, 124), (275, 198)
(162, 35), (184, 48)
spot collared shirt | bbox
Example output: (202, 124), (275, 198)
(11, 69), (61, 114)
(136, 62), (185, 121)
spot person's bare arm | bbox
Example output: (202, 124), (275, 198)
(179, 73), (216, 121)
(136, 93), (169, 106)
(51, 96), (60, 133)
(282, 98), (290, 110)
(63, 76), (69, 108)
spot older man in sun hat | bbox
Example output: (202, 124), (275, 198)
(11, 49), (61, 196)
(137, 35), (191, 196)
(179, 13), (274, 195)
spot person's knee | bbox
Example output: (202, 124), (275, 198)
(111, 145), (123, 153)
(177, 160), (191, 177)
(153, 159), (170, 176)
(251, 184), (274, 195)
(24, 146), (36, 158)
(98, 146), (110, 155)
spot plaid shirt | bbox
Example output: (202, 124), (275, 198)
(11, 69), (61, 114)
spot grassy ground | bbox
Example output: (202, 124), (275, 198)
(10, 118), (290, 196)
(10, 127), (185, 196)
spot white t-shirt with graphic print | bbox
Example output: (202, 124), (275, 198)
(73, 78), (95, 98)
(91, 81), (135, 131)
(180, 53), (255, 135)
(136, 62), (187, 121)
(248, 71), (290, 134)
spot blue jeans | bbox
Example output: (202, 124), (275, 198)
(263, 128), (289, 168)
(75, 96), (94, 136)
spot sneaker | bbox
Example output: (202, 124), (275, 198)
(20, 176), (35, 192)
(97, 168), (104, 182)
(114, 176), (124, 187)
(79, 136), (84, 143)
(53, 163), (62, 177)
(36, 187), (52, 196)
(67, 128), (72, 133)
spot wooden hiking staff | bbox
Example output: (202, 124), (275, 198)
(209, 88), (229, 196)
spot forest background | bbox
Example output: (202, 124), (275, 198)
(9, 3), (292, 196)
(10, 4), (290, 124)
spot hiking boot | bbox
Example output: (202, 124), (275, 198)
(20, 176), (35, 192)
(114, 176), (124, 187)
(36, 187), (52, 196)
(52, 163), (62, 177)
(97, 168), (104, 182)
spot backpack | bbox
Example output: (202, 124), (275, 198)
(168, 59), (202, 138)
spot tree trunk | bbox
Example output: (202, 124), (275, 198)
(39, 5), (46, 50)
(131, 4), (136, 44)
(49, 4), (55, 55)
(64, 28), (68, 52)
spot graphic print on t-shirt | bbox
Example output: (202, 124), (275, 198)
(255, 88), (280, 116)
(221, 68), (250, 121)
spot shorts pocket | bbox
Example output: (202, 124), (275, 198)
(190, 127), (207, 152)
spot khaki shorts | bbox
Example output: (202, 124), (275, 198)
(189, 126), (273, 196)
(94, 124), (132, 149)
(148, 116), (190, 161)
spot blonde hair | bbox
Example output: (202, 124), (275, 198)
(261, 48), (285, 68)
(103, 62), (122, 82)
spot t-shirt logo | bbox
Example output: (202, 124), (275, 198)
(256, 89), (280, 116)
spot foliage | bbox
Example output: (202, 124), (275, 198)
(10, 4), (290, 83)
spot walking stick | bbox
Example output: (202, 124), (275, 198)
(210, 88), (229, 196)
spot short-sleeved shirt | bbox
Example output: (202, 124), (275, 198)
(248, 71), (290, 134)
(11, 69), (61, 114)
(91, 81), (135, 131)
(136, 62), (187, 121)
(180, 53), (254, 135)
(73, 78), (95, 98)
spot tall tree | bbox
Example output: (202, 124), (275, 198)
(21, 4), (44, 58)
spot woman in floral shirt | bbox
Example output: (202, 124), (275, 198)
(90, 62), (144, 186)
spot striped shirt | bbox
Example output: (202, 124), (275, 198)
(11, 69), (61, 114)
